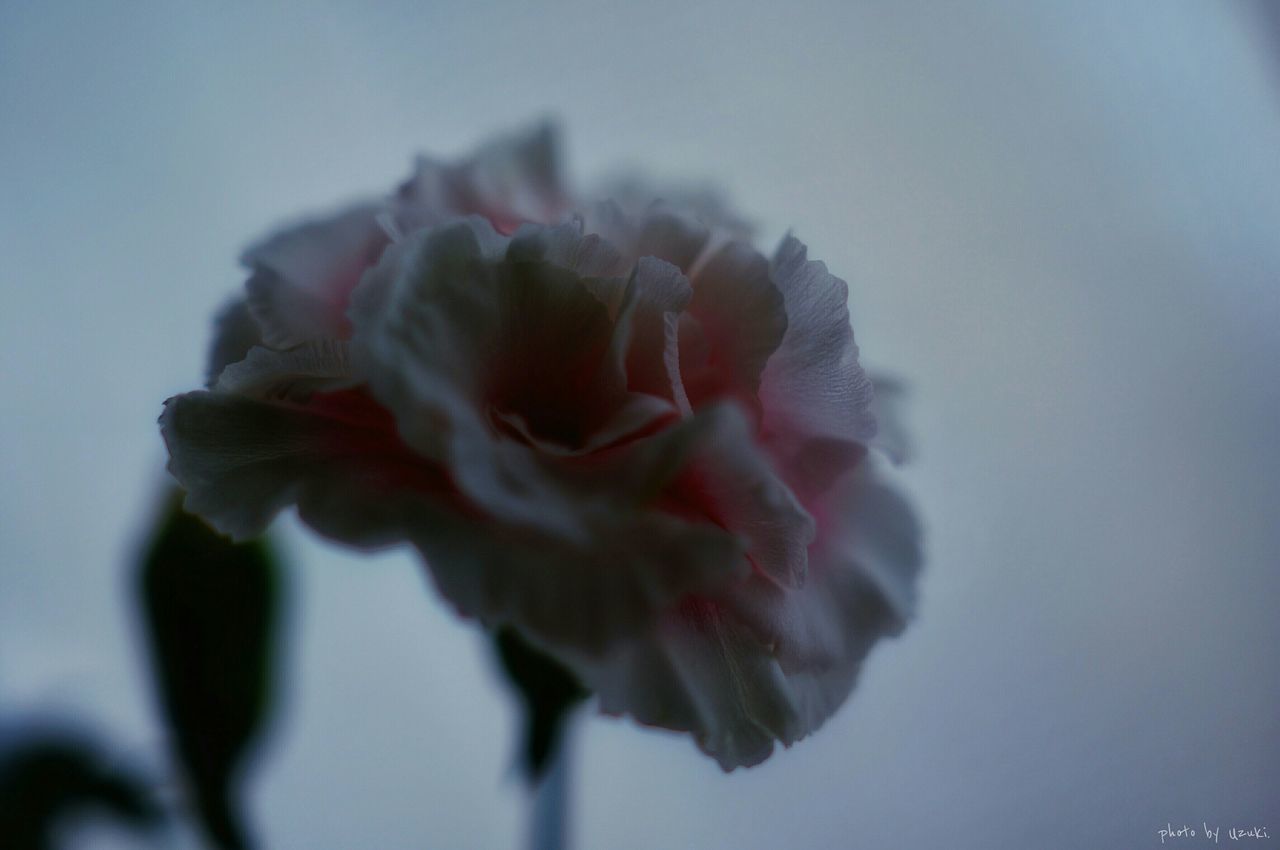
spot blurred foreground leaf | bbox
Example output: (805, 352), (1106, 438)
(494, 628), (588, 782)
(0, 730), (160, 850)
(139, 490), (283, 850)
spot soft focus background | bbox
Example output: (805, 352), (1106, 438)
(2, 1), (1278, 847)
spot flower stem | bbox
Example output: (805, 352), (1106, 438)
(528, 716), (573, 850)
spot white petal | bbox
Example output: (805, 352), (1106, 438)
(350, 219), (588, 539)
(578, 199), (633, 259)
(489, 393), (674, 457)
(613, 257), (693, 409)
(830, 461), (924, 623)
(583, 174), (755, 243)
(241, 203), (389, 347)
(759, 235), (876, 449)
(419, 505), (745, 654)
(212, 340), (353, 400)
(160, 389), (439, 542)
(565, 459), (921, 770)
(417, 405), (756, 651)
(681, 240), (788, 412)
(578, 201), (712, 273)
(350, 219), (731, 563)
(508, 218), (628, 280)
(866, 372), (912, 464)
(634, 204), (712, 272)
(466, 120), (567, 223)
(395, 122), (569, 235)
(161, 388), (747, 653)
(577, 607), (800, 770)
(671, 403), (814, 588)
(204, 297), (263, 386)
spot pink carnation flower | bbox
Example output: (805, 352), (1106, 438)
(161, 124), (921, 769)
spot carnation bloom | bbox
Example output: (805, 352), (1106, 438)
(161, 124), (921, 770)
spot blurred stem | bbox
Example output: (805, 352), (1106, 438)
(528, 716), (573, 850)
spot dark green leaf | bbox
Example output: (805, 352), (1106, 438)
(138, 489), (284, 850)
(0, 730), (161, 850)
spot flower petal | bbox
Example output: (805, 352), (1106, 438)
(507, 218), (628, 280)
(584, 175), (755, 243)
(351, 218), (701, 545)
(159, 389), (455, 543)
(204, 297), (263, 387)
(578, 604), (800, 770)
(422, 504), (746, 655)
(681, 241), (788, 413)
(633, 204), (712, 272)
(417, 405), (755, 651)
(350, 219), (583, 540)
(394, 122), (568, 235)
(568, 460), (921, 770)
(662, 402), (814, 588)
(465, 121), (567, 225)
(351, 217), (630, 445)
(723, 458), (922, 681)
(579, 201), (711, 274)
(241, 203), (389, 348)
(212, 340), (354, 400)
(866, 372), (912, 464)
(759, 235), (876, 450)
(161, 388), (747, 653)
(613, 257), (693, 409)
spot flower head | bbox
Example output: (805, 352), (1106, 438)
(161, 123), (921, 769)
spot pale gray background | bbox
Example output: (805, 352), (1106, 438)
(2, 1), (1277, 848)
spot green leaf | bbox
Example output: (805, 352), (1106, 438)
(493, 628), (589, 782)
(0, 729), (161, 850)
(138, 489), (283, 850)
